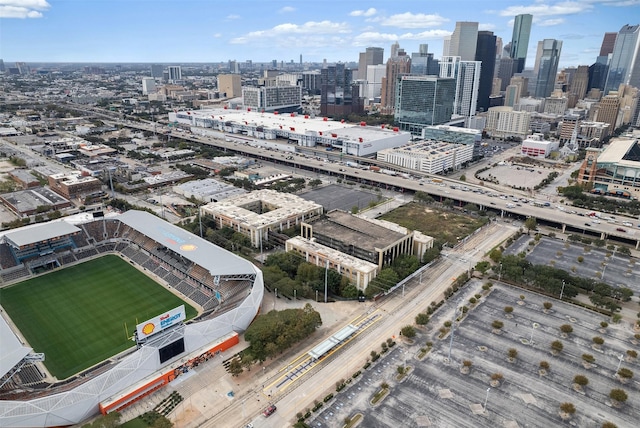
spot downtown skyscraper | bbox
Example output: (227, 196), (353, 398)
(447, 22), (479, 61)
(357, 47), (384, 80)
(534, 39), (563, 98)
(604, 24), (640, 94)
(475, 31), (497, 112)
(440, 56), (481, 117)
(510, 14), (533, 73)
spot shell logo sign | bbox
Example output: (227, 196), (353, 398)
(141, 323), (155, 336)
(180, 244), (197, 252)
(135, 305), (186, 340)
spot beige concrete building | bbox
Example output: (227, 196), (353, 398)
(201, 189), (323, 247)
(285, 237), (378, 290)
(217, 74), (242, 98)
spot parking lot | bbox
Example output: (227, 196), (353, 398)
(507, 235), (640, 291)
(476, 164), (552, 190)
(299, 184), (383, 213)
(309, 281), (639, 427)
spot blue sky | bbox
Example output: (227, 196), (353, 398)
(1, 0), (639, 68)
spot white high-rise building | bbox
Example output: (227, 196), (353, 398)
(142, 78), (156, 95)
(442, 36), (451, 57)
(365, 65), (386, 101)
(439, 56), (481, 117)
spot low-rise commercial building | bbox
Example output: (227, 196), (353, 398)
(377, 140), (474, 174)
(201, 189), (323, 247)
(520, 134), (560, 158)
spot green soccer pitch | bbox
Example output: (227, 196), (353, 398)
(0, 255), (197, 380)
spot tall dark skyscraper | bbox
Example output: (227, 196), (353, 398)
(475, 31), (497, 112)
(320, 63), (362, 116)
(510, 14), (533, 73)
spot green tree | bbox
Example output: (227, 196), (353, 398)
(573, 374), (589, 387)
(609, 388), (628, 404)
(400, 325), (416, 338)
(228, 358), (243, 377)
(551, 340), (563, 354)
(524, 217), (537, 232)
(559, 402), (576, 416)
(415, 313), (430, 325)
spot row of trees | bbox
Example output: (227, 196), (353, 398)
(559, 185), (640, 216)
(243, 304), (322, 363)
(490, 254), (632, 313)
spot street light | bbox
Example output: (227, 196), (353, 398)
(498, 263), (502, 281)
(615, 353), (624, 375)
(559, 280), (565, 300)
(274, 288), (277, 311)
(483, 387), (491, 413)
(530, 322), (539, 346)
(447, 304), (463, 362)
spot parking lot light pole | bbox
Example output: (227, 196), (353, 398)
(615, 353), (624, 375)
(530, 323), (538, 346)
(483, 387), (491, 413)
(447, 305), (461, 362)
(559, 280), (565, 300)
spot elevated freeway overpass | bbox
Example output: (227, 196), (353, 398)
(116, 121), (640, 249)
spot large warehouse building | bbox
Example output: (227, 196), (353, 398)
(168, 108), (410, 157)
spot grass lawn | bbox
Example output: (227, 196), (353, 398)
(0, 255), (196, 379)
(380, 202), (488, 245)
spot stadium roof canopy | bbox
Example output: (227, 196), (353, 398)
(2, 222), (80, 249)
(117, 210), (254, 276)
(0, 317), (32, 378)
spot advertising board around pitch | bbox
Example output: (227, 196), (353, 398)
(136, 305), (186, 340)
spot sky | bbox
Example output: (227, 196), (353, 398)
(1, 0), (639, 68)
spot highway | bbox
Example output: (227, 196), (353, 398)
(114, 120), (640, 246)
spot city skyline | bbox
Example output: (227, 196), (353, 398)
(1, 0), (639, 68)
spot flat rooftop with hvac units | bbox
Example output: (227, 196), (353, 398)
(201, 189), (323, 247)
(169, 108), (410, 156)
(286, 210), (434, 290)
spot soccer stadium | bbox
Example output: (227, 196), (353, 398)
(0, 210), (264, 427)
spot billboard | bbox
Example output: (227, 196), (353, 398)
(136, 305), (186, 340)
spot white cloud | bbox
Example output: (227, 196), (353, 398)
(350, 8), (377, 17)
(213, 33), (222, 38)
(538, 18), (565, 26)
(353, 29), (452, 46)
(479, 23), (496, 31)
(378, 12), (449, 29)
(226, 14), (240, 20)
(230, 20), (351, 44)
(586, 0), (640, 5)
(0, 0), (50, 18)
(498, 1), (590, 17)
(279, 6), (295, 13)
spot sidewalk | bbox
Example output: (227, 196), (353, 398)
(117, 294), (364, 427)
